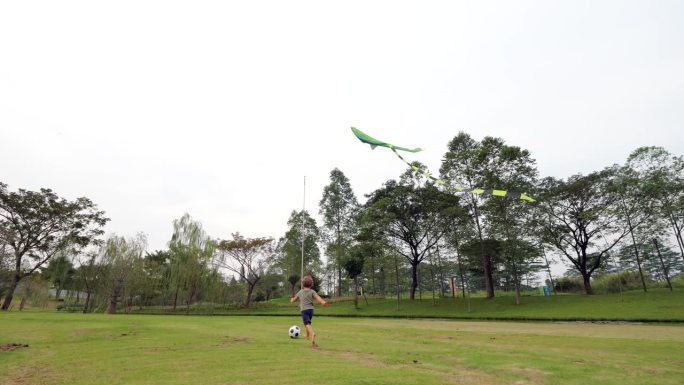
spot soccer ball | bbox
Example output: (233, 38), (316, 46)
(288, 325), (300, 339)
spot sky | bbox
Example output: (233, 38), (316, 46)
(1, 1), (683, 270)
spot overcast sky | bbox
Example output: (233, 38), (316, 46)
(1, 1), (682, 262)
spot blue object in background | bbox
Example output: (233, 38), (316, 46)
(543, 286), (550, 297)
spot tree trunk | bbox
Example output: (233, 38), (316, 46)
(669, 213), (684, 261)
(394, 254), (401, 311)
(409, 262), (418, 300)
(353, 276), (359, 309)
(429, 257), (436, 306)
(472, 197), (495, 299)
(435, 246), (446, 298)
(512, 259), (521, 306)
(582, 274), (594, 295)
(541, 247), (556, 295)
(245, 282), (256, 308)
(19, 296), (27, 311)
(1, 274), (21, 311)
(653, 239), (673, 292)
(456, 249), (466, 299)
(624, 208), (648, 293)
(173, 285), (179, 311)
(106, 279), (122, 314)
(83, 291), (91, 314)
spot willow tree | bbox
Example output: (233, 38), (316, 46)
(168, 214), (216, 312)
(101, 233), (147, 314)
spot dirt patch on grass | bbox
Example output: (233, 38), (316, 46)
(0, 343), (29, 352)
(217, 336), (252, 347)
(322, 348), (502, 384)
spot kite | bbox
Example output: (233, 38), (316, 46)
(351, 127), (536, 203)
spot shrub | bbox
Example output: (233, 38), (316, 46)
(553, 277), (584, 293)
(593, 271), (650, 293)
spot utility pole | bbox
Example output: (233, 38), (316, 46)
(301, 176), (306, 283)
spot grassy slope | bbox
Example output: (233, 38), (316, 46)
(1, 312), (683, 385)
(173, 289), (684, 322)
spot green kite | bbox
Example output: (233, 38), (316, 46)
(351, 127), (536, 203)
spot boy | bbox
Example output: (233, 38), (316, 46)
(290, 275), (329, 348)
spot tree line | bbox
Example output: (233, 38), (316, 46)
(1, 133), (682, 312)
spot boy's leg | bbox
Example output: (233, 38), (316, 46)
(302, 309), (314, 342)
(305, 324), (318, 348)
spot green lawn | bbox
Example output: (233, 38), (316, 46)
(1, 312), (683, 385)
(153, 288), (684, 322)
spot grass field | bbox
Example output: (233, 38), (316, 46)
(137, 289), (684, 322)
(1, 312), (683, 385)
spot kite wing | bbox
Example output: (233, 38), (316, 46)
(351, 127), (422, 153)
(351, 127), (536, 203)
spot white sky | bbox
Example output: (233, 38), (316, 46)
(1, 1), (683, 267)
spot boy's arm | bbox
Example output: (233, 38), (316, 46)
(314, 293), (329, 308)
(290, 295), (298, 304)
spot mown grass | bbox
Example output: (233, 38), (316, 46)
(138, 288), (684, 322)
(1, 312), (683, 385)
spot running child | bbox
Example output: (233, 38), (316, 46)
(290, 275), (329, 348)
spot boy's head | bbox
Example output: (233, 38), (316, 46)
(302, 275), (314, 289)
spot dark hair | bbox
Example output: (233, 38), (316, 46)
(302, 275), (314, 289)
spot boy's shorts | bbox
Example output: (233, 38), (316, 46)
(301, 309), (314, 325)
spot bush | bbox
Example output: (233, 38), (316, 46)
(553, 277), (584, 293)
(593, 271), (650, 293)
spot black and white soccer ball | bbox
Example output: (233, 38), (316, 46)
(288, 325), (300, 339)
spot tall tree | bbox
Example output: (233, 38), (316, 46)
(363, 170), (461, 300)
(101, 233), (147, 314)
(0, 183), (109, 310)
(344, 244), (366, 309)
(319, 168), (359, 296)
(168, 214), (215, 312)
(440, 133), (497, 298)
(74, 251), (100, 313)
(478, 137), (539, 304)
(626, 147), (684, 261)
(276, 210), (321, 289)
(42, 254), (76, 300)
(540, 171), (630, 294)
(608, 164), (659, 292)
(216, 233), (273, 308)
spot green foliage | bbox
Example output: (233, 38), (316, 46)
(275, 210), (321, 281)
(592, 271), (651, 294)
(553, 276), (584, 293)
(0, 182), (109, 310)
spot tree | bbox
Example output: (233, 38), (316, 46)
(626, 147), (684, 261)
(343, 245), (365, 309)
(42, 254), (76, 300)
(168, 214), (216, 313)
(540, 171), (630, 294)
(319, 168), (359, 296)
(101, 233), (147, 314)
(478, 137), (539, 304)
(74, 251), (101, 313)
(275, 210), (321, 290)
(440, 133), (497, 298)
(363, 171), (461, 300)
(0, 183), (109, 310)
(216, 233), (273, 308)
